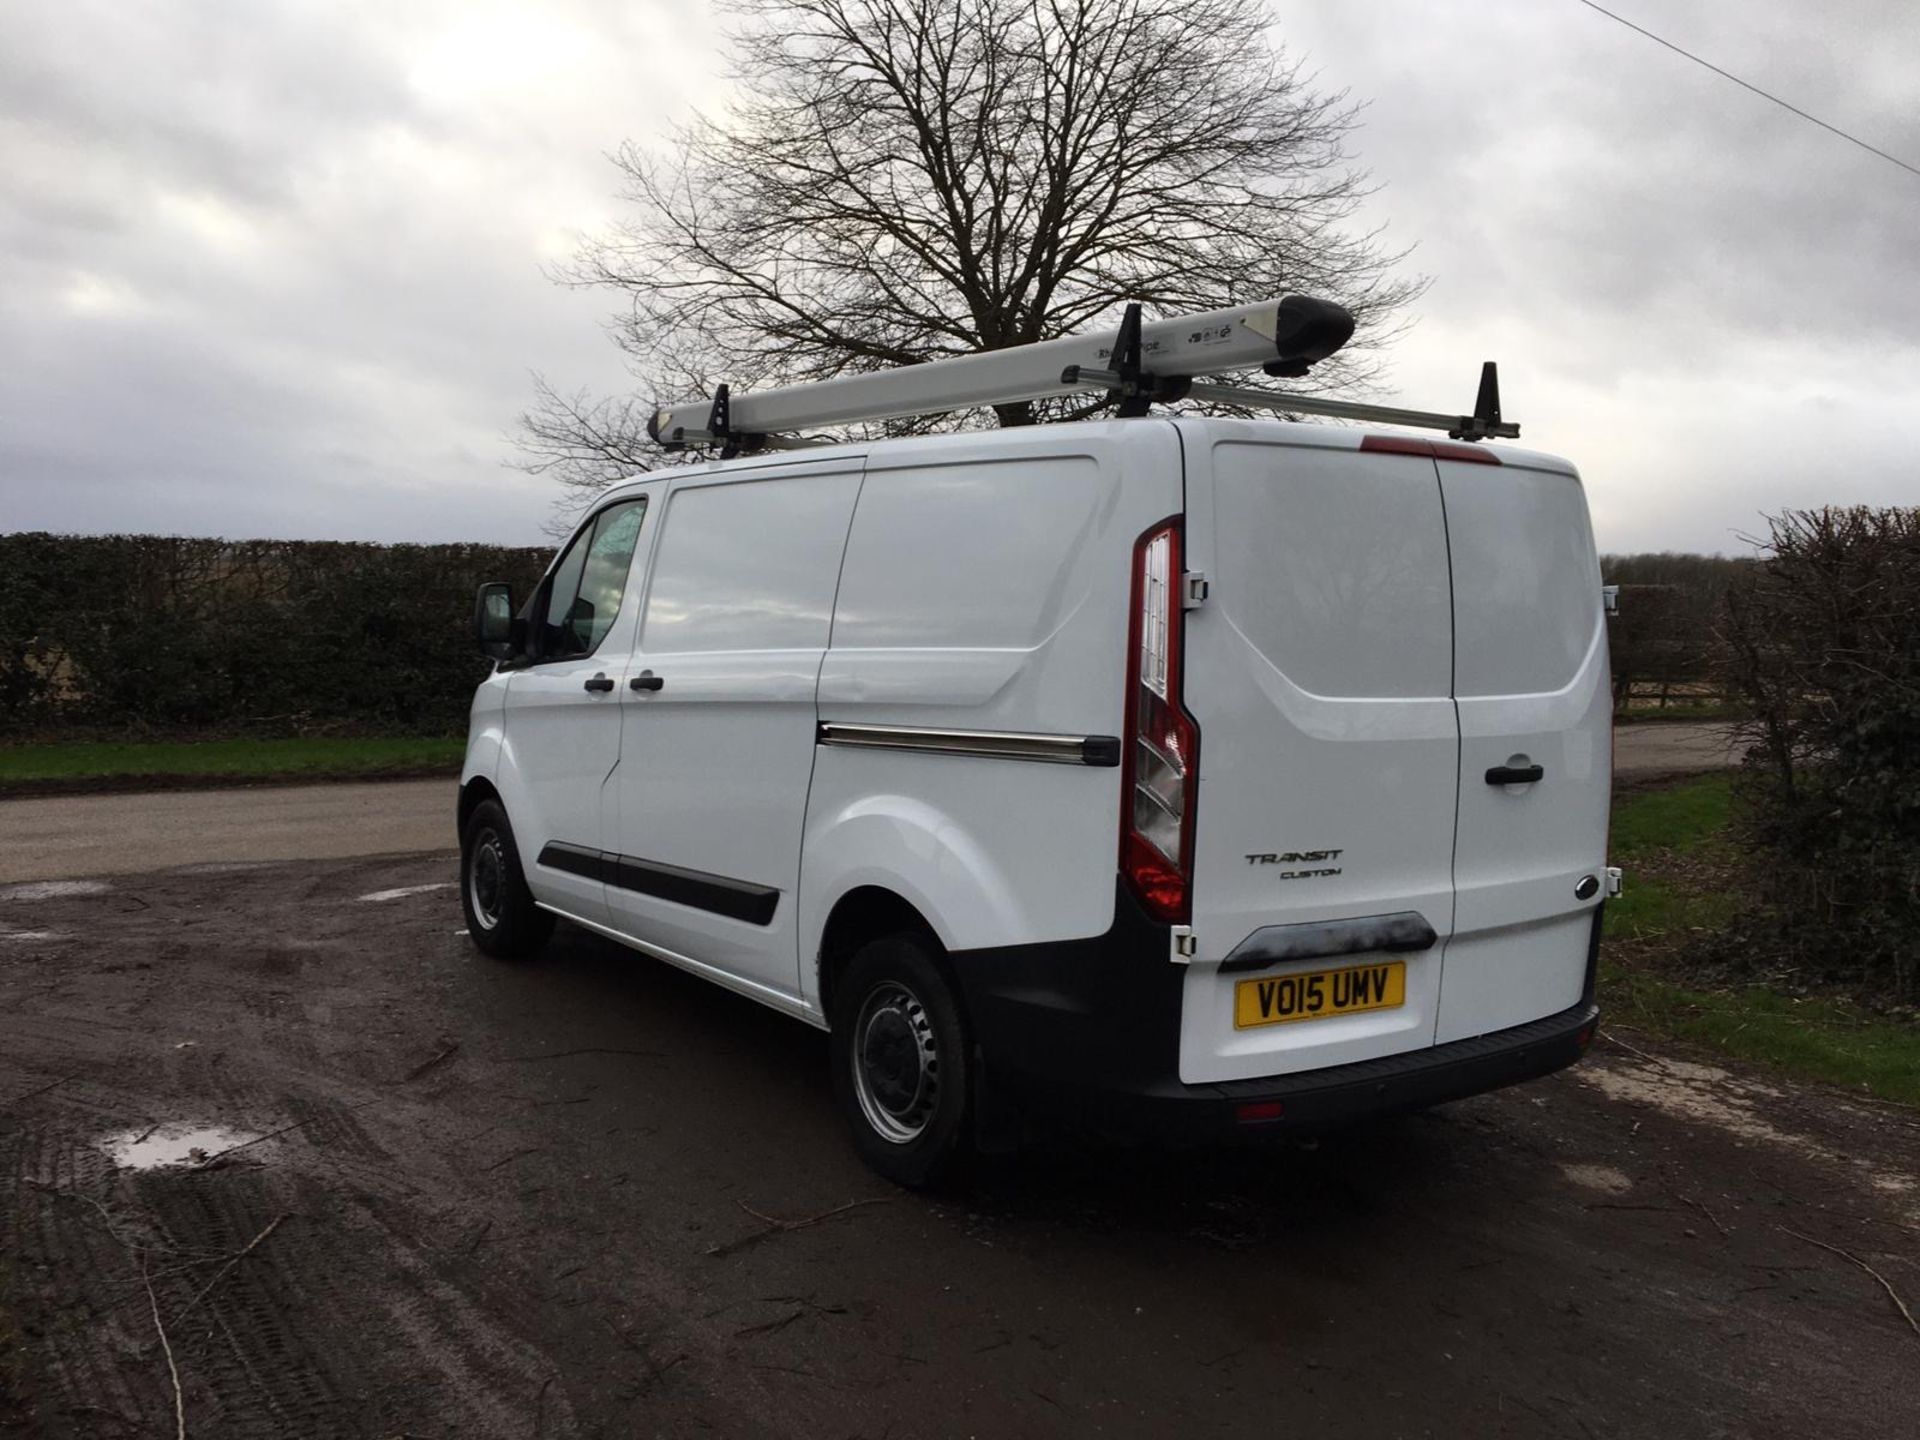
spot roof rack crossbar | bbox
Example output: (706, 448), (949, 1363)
(1063, 369), (1520, 441)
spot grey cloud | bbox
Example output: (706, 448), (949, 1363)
(2, 2), (422, 207)
(1278, 0), (1920, 551)
(0, 0), (671, 543)
(0, 0), (1914, 556)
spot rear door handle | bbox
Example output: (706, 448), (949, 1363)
(629, 670), (664, 692)
(1485, 763), (1544, 786)
(583, 674), (615, 693)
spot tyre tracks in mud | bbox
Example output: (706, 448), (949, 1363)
(0, 858), (782, 1438)
(5, 1084), (579, 1438)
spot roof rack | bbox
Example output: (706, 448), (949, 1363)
(647, 296), (1518, 455)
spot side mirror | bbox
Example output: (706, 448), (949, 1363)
(474, 582), (516, 661)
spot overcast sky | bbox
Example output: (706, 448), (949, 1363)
(3, 0), (1916, 553)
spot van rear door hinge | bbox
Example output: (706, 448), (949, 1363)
(1171, 927), (1198, 963)
(1182, 572), (1209, 609)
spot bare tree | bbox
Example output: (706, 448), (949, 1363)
(520, 0), (1423, 501)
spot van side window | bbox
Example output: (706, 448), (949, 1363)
(541, 497), (648, 659)
(641, 475), (858, 653)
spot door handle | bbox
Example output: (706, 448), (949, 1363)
(583, 674), (615, 693)
(1485, 763), (1544, 786)
(629, 671), (664, 692)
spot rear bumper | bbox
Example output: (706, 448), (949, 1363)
(1000, 1001), (1600, 1145)
(950, 885), (1602, 1146)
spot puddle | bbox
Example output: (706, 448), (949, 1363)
(354, 882), (456, 903)
(0, 878), (111, 902)
(101, 1124), (260, 1171)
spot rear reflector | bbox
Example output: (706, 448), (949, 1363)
(1575, 1022), (1597, 1051)
(1236, 1100), (1286, 1125)
(1360, 434), (1501, 466)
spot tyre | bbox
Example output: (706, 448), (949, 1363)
(829, 933), (973, 1188)
(460, 798), (555, 960)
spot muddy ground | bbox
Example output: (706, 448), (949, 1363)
(2, 853), (1915, 1439)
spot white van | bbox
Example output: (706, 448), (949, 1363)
(459, 413), (1613, 1186)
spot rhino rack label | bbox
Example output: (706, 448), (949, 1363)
(1245, 849), (1344, 881)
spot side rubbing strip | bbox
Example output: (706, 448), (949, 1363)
(817, 722), (1122, 767)
(537, 843), (779, 926)
(540, 841), (614, 884)
(1219, 911), (1438, 975)
(613, 855), (779, 926)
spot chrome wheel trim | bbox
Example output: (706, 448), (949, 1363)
(851, 981), (940, 1144)
(468, 830), (506, 932)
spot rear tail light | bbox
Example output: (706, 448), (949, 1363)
(1121, 519), (1199, 923)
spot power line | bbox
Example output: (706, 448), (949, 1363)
(1573, 0), (1920, 181)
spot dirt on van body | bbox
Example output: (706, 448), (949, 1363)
(2, 853), (1914, 1439)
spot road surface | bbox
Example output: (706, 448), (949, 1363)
(0, 777), (457, 883)
(1610, 721), (1740, 781)
(1, 851), (1912, 1438)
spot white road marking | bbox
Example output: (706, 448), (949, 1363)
(353, 882), (456, 904)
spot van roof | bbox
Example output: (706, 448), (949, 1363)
(600, 417), (1578, 502)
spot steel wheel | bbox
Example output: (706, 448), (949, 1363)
(851, 980), (941, 1144)
(459, 797), (554, 960)
(466, 828), (506, 933)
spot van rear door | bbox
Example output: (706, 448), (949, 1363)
(1177, 427), (1459, 1084)
(1434, 455), (1610, 1042)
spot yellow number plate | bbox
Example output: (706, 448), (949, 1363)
(1233, 961), (1406, 1029)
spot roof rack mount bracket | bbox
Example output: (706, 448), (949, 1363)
(1060, 303), (1193, 416)
(700, 383), (773, 460)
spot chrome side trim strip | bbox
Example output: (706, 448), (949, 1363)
(817, 723), (1121, 768)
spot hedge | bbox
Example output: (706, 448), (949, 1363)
(0, 533), (552, 739)
(1721, 507), (1920, 998)
(1601, 553), (1752, 713)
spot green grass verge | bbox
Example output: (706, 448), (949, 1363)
(1608, 772), (1733, 858)
(1603, 774), (1737, 943)
(1602, 877), (1743, 944)
(1599, 772), (1919, 1106)
(0, 736), (464, 784)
